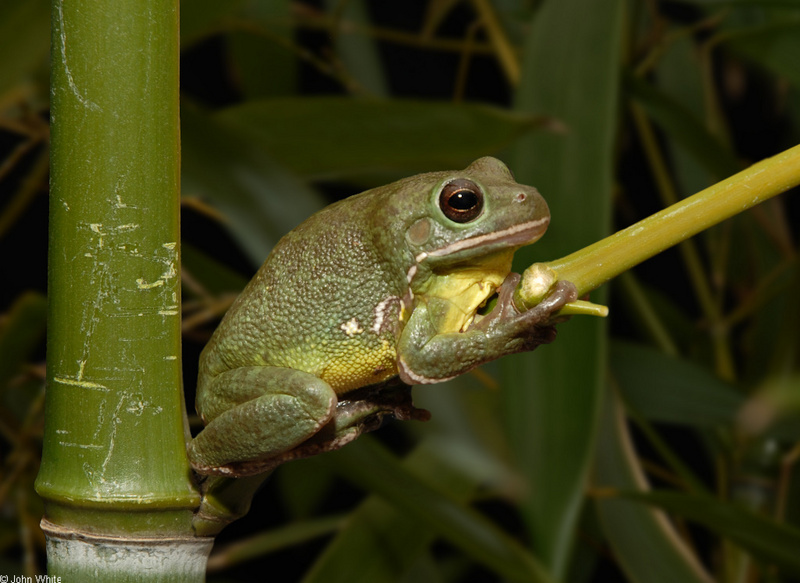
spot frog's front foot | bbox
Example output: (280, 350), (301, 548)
(470, 273), (577, 352)
(472, 273), (578, 334)
(523, 277), (578, 325)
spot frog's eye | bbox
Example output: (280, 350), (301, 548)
(439, 179), (484, 223)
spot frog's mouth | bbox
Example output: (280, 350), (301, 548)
(418, 216), (549, 263)
(409, 216), (550, 334)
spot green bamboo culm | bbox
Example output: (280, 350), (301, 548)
(36, 1), (208, 580)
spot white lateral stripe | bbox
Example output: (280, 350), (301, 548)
(406, 263), (418, 283)
(398, 357), (458, 385)
(372, 296), (399, 333)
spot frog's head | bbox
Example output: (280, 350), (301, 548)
(388, 157), (549, 285)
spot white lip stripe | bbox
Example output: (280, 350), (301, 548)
(417, 216), (549, 262)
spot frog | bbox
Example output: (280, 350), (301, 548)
(188, 157), (577, 477)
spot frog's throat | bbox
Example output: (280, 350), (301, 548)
(416, 216), (549, 264)
(414, 251), (514, 334)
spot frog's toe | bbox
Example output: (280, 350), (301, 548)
(518, 279), (577, 326)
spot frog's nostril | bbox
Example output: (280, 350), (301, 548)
(514, 192), (527, 203)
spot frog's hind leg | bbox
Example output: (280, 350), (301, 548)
(188, 366), (337, 476)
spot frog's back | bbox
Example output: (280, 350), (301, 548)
(199, 191), (409, 396)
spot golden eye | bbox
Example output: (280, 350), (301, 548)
(439, 179), (484, 223)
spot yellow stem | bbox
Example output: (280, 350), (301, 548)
(544, 144), (800, 298)
(631, 102), (736, 380)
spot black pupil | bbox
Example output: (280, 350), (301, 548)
(439, 179), (483, 223)
(449, 189), (478, 210)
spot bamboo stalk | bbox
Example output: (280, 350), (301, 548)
(519, 144), (800, 306)
(36, 0), (207, 579)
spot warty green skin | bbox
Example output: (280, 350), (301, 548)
(188, 157), (576, 476)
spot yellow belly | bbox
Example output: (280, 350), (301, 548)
(320, 338), (398, 395)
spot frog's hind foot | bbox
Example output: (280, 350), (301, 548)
(191, 383), (430, 478)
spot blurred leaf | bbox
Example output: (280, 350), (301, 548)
(0, 0), (49, 97)
(625, 489), (800, 576)
(180, 0), (246, 48)
(0, 291), (46, 395)
(734, 220), (799, 384)
(216, 97), (553, 180)
(275, 456), (337, 520)
(181, 105), (325, 265)
(303, 443), (476, 583)
(181, 243), (248, 296)
(410, 371), (520, 493)
(492, 0), (535, 47)
(504, 0), (623, 576)
(737, 375), (800, 438)
(564, 506), (602, 583)
(398, 554), (445, 583)
(323, 0), (388, 96)
(226, 0), (297, 99)
(208, 514), (344, 571)
(685, 0), (800, 7)
(421, 0), (463, 39)
(656, 34), (717, 196)
(625, 73), (740, 180)
(595, 387), (714, 583)
(0, 148), (49, 243)
(721, 23), (800, 90)
(625, 278), (702, 353)
(616, 273), (681, 356)
(765, 416), (800, 441)
(318, 437), (554, 583)
(611, 341), (743, 428)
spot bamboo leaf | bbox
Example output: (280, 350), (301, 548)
(611, 341), (743, 428)
(656, 34), (717, 197)
(302, 444), (476, 583)
(625, 73), (740, 180)
(0, 0), (49, 97)
(180, 0), (246, 48)
(410, 373), (521, 491)
(181, 243), (248, 296)
(0, 292), (46, 396)
(594, 388), (714, 583)
(422, 0), (463, 39)
(276, 463), (338, 522)
(319, 437), (554, 583)
(721, 23), (800, 90)
(226, 0), (297, 99)
(503, 0), (623, 576)
(181, 106), (325, 265)
(624, 490), (800, 576)
(322, 0), (388, 96)
(215, 97), (552, 180)
(207, 514), (345, 571)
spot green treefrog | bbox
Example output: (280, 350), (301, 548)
(188, 157), (576, 477)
